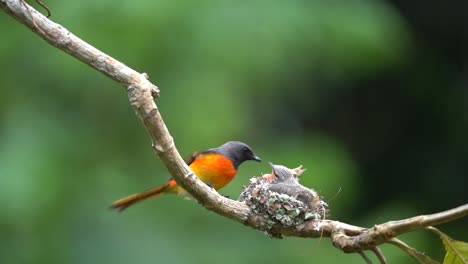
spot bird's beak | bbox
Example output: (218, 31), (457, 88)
(253, 155), (262, 162)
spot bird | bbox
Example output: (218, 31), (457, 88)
(111, 141), (261, 211)
(266, 162), (326, 211)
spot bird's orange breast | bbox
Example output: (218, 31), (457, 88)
(189, 153), (237, 190)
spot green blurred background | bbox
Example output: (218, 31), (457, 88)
(1, 0), (467, 263)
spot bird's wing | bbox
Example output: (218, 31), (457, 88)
(185, 151), (199, 165)
(164, 150), (200, 181)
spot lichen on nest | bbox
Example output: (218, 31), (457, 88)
(239, 163), (329, 238)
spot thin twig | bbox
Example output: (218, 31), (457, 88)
(371, 247), (387, 264)
(19, 0), (42, 34)
(34, 0), (49, 17)
(358, 251), (372, 264)
(387, 238), (440, 264)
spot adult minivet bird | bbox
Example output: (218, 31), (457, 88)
(111, 141), (261, 211)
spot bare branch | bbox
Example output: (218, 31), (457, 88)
(330, 204), (468, 253)
(388, 238), (440, 264)
(371, 247), (388, 264)
(358, 251), (372, 264)
(1, 1), (466, 261)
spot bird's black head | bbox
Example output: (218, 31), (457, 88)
(212, 141), (261, 168)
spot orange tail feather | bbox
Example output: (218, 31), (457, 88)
(110, 182), (173, 212)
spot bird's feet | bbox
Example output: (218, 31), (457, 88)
(204, 183), (229, 198)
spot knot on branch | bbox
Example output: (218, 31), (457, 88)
(127, 74), (159, 114)
(239, 163), (329, 238)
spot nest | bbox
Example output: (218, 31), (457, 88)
(239, 163), (329, 238)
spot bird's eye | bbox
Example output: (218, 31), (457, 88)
(243, 146), (249, 152)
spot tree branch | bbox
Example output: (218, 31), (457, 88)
(371, 247), (388, 264)
(2, 0), (466, 261)
(330, 204), (468, 253)
(388, 238), (440, 264)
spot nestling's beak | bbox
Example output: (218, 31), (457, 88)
(252, 155), (262, 162)
(268, 162), (277, 174)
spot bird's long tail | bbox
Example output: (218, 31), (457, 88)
(110, 181), (174, 211)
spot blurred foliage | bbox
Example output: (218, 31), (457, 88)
(431, 227), (468, 264)
(1, 0), (467, 263)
